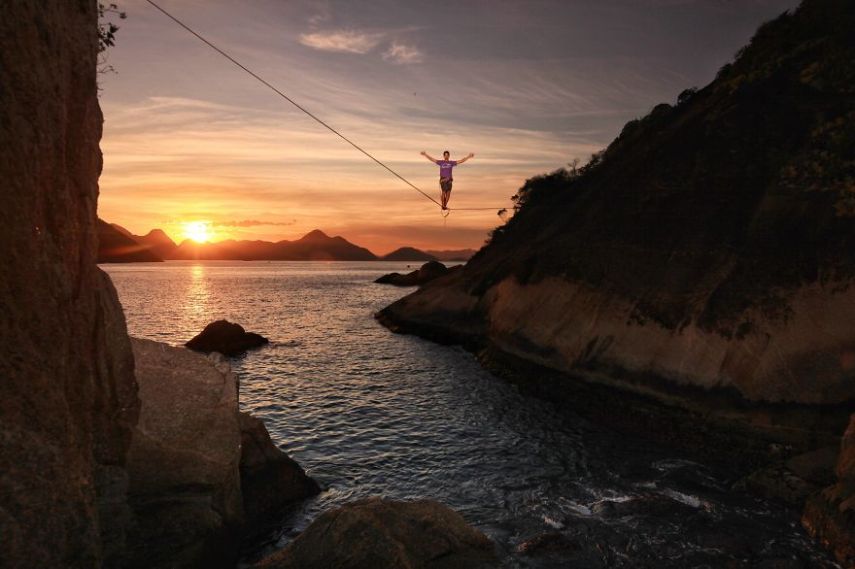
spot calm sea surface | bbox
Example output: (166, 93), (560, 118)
(104, 261), (838, 568)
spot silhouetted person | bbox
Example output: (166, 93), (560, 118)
(420, 150), (475, 210)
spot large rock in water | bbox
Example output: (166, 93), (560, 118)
(126, 338), (244, 568)
(239, 412), (320, 522)
(126, 339), (320, 567)
(803, 414), (855, 567)
(0, 3), (140, 567)
(186, 319), (269, 356)
(375, 261), (451, 287)
(256, 497), (496, 569)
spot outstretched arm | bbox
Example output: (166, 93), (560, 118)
(420, 151), (439, 164)
(456, 153), (475, 164)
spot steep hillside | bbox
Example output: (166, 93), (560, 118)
(382, 247), (438, 262)
(426, 249), (476, 262)
(97, 219), (163, 262)
(278, 229), (377, 260)
(168, 229), (378, 261)
(136, 229), (177, 259)
(381, 0), (854, 445)
(380, 4), (855, 559)
(469, 0), (855, 339)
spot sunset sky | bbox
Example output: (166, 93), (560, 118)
(99, 0), (798, 254)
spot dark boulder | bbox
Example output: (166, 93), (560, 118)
(738, 446), (839, 507)
(239, 412), (320, 524)
(1, 2), (140, 566)
(375, 261), (450, 287)
(125, 338), (243, 569)
(186, 320), (269, 356)
(255, 497), (496, 569)
(803, 414), (855, 567)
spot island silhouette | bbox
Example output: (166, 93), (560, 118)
(97, 221), (476, 263)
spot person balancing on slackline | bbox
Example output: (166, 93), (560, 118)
(420, 150), (475, 210)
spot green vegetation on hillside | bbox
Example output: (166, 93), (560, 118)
(476, 0), (855, 335)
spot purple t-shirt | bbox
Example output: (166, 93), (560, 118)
(437, 160), (457, 179)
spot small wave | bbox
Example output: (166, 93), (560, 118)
(660, 489), (713, 511)
(651, 458), (705, 472)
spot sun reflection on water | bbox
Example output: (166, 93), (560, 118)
(184, 264), (210, 318)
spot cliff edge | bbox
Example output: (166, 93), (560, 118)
(378, 0), (855, 561)
(0, 2), (140, 566)
(381, 0), (854, 430)
(0, 4), (319, 567)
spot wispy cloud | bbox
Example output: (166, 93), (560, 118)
(98, 0), (798, 252)
(382, 42), (424, 64)
(299, 29), (384, 54)
(307, 3), (332, 27)
(212, 219), (296, 227)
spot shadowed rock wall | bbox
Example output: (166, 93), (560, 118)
(0, 1), (140, 567)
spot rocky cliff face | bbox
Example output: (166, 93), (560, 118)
(0, 1), (140, 566)
(379, 0), (854, 560)
(0, 5), (322, 567)
(381, 0), (854, 437)
(126, 339), (244, 569)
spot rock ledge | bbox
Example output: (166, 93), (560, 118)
(256, 497), (496, 569)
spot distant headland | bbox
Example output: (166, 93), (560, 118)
(97, 220), (476, 263)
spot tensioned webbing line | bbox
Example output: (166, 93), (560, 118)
(143, 0), (505, 214)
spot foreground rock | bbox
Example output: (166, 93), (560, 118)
(256, 497), (496, 569)
(239, 412), (320, 522)
(0, 3), (140, 566)
(125, 338), (319, 567)
(126, 338), (244, 568)
(375, 261), (451, 287)
(186, 319), (269, 356)
(803, 414), (855, 567)
(739, 447), (839, 507)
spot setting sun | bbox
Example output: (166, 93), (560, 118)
(183, 221), (212, 243)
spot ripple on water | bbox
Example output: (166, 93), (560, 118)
(104, 261), (839, 568)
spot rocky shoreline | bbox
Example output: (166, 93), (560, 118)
(378, 293), (848, 469)
(376, 2), (855, 564)
(124, 337), (318, 568)
(376, 267), (854, 567)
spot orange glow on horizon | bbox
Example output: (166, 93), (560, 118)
(182, 221), (213, 243)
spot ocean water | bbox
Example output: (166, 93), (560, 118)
(104, 261), (838, 568)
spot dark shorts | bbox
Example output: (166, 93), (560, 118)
(440, 177), (453, 192)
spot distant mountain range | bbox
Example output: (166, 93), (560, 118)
(97, 220), (162, 263)
(96, 220), (476, 263)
